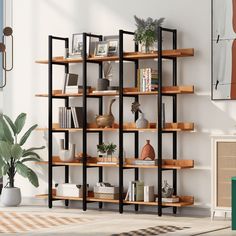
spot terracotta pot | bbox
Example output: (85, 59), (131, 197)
(140, 140), (155, 160)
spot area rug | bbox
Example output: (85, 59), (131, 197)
(111, 225), (190, 236)
(0, 211), (92, 234)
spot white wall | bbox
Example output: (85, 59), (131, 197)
(3, 0), (234, 214)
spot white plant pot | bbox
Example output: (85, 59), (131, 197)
(1, 187), (21, 206)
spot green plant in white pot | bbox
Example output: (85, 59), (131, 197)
(0, 113), (44, 206)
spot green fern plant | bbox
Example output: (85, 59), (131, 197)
(134, 15), (165, 49)
(0, 113), (45, 188)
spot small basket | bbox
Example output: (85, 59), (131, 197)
(94, 192), (119, 200)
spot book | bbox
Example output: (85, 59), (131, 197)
(92, 90), (118, 94)
(144, 186), (154, 202)
(129, 181), (144, 201)
(134, 159), (157, 166)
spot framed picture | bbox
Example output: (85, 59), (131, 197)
(95, 41), (108, 57)
(212, 0), (236, 100)
(104, 35), (119, 56)
(72, 33), (90, 56)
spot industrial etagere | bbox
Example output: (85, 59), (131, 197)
(38, 26), (194, 217)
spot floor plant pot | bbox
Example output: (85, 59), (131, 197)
(1, 187), (21, 206)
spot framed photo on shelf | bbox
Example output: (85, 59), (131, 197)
(71, 33), (90, 56)
(104, 35), (119, 56)
(94, 41), (108, 57)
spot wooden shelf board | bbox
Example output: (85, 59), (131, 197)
(36, 158), (194, 169)
(35, 194), (193, 207)
(35, 86), (194, 98)
(35, 48), (194, 64)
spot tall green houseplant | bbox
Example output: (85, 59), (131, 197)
(0, 113), (44, 188)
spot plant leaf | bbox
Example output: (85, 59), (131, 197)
(0, 141), (12, 161)
(22, 151), (41, 160)
(27, 168), (39, 187)
(22, 146), (45, 157)
(11, 144), (23, 160)
(15, 162), (28, 178)
(3, 115), (17, 135)
(14, 113), (26, 134)
(21, 157), (41, 163)
(0, 115), (14, 144)
(19, 124), (38, 146)
(1, 164), (9, 176)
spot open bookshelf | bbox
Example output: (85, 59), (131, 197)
(35, 27), (195, 216)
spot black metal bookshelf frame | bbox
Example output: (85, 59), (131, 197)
(47, 26), (179, 217)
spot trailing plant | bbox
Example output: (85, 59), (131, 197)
(0, 113), (45, 188)
(134, 15), (165, 48)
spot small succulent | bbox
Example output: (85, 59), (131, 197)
(97, 143), (107, 153)
(97, 142), (117, 155)
(106, 143), (117, 155)
(131, 101), (143, 114)
(134, 15), (165, 47)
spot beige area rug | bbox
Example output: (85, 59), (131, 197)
(0, 207), (231, 236)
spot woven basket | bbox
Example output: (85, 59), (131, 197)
(94, 193), (119, 200)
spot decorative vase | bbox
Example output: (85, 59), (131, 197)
(141, 42), (155, 53)
(140, 140), (155, 160)
(162, 180), (174, 198)
(97, 78), (110, 91)
(1, 187), (21, 206)
(136, 113), (148, 128)
(59, 142), (75, 162)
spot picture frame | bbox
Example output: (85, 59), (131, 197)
(72, 33), (90, 56)
(104, 35), (119, 56)
(94, 41), (108, 57)
(62, 73), (79, 94)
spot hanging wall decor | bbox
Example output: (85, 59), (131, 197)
(212, 0), (236, 100)
(0, 0), (13, 88)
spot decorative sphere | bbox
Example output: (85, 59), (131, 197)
(3, 27), (13, 36)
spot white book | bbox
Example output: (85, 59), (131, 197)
(92, 90), (118, 94)
(125, 186), (130, 201)
(71, 107), (79, 128)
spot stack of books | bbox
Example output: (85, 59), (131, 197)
(58, 107), (83, 128)
(125, 181), (144, 201)
(137, 68), (158, 92)
(156, 196), (180, 203)
(133, 159), (157, 166)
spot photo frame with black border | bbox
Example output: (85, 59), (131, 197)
(94, 41), (109, 57)
(72, 33), (90, 56)
(104, 35), (119, 56)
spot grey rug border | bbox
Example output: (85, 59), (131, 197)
(191, 226), (231, 235)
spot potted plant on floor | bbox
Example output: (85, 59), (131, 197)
(0, 113), (45, 206)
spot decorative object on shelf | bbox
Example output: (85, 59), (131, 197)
(94, 182), (119, 200)
(162, 180), (174, 198)
(55, 183), (89, 197)
(71, 33), (90, 57)
(95, 98), (116, 128)
(94, 41), (109, 57)
(131, 101), (149, 128)
(97, 61), (112, 91)
(134, 15), (165, 53)
(97, 142), (117, 162)
(144, 185), (155, 202)
(140, 140), (155, 160)
(58, 139), (75, 162)
(137, 68), (158, 92)
(63, 73), (79, 94)
(103, 35), (119, 56)
(0, 113), (45, 206)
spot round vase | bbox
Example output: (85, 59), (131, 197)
(1, 187), (21, 206)
(136, 113), (148, 129)
(140, 140), (155, 160)
(97, 78), (110, 91)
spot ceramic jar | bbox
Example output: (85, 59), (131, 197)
(59, 140), (75, 162)
(140, 140), (155, 160)
(97, 78), (110, 91)
(136, 113), (148, 128)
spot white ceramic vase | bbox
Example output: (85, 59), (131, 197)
(59, 142), (75, 162)
(136, 113), (148, 128)
(1, 187), (21, 206)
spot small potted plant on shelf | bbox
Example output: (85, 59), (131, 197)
(134, 15), (165, 53)
(0, 113), (45, 206)
(106, 142), (117, 162)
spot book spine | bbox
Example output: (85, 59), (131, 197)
(128, 182), (132, 201)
